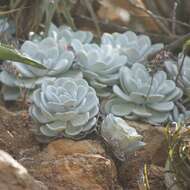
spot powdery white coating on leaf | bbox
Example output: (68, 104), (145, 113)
(105, 63), (183, 124)
(29, 77), (99, 140)
(101, 114), (145, 160)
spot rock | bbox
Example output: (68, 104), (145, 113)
(0, 150), (47, 190)
(118, 120), (167, 189)
(47, 139), (106, 157)
(126, 120), (167, 166)
(138, 164), (166, 190)
(25, 139), (122, 190)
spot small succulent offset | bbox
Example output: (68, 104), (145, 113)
(169, 104), (190, 123)
(101, 114), (145, 161)
(0, 37), (80, 100)
(165, 53), (190, 97)
(29, 77), (99, 141)
(105, 63), (183, 124)
(0, 17), (15, 36)
(72, 40), (127, 97)
(48, 23), (93, 44)
(101, 31), (163, 66)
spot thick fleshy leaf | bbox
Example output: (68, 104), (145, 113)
(40, 125), (59, 137)
(113, 85), (131, 102)
(82, 118), (97, 132)
(124, 48), (140, 65)
(46, 121), (67, 131)
(145, 94), (164, 103)
(147, 112), (170, 124)
(147, 102), (174, 112)
(119, 66), (135, 93)
(111, 103), (134, 116)
(132, 106), (152, 117)
(156, 80), (175, 95)
(64, 123), (84, 136)
(98, 73), (119, 85)
(90, 80), (107, 88)
(89, 106), (99, 119)
(130, 92), (146, 104)
(77, 92), (99, 113)
(71, 112), (89, 126)
(29, 105), (51, 123)
(54, 111), (76, 121)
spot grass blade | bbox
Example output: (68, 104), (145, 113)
(0, 43), (46, 69)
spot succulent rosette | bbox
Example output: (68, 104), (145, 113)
(0, 37), (81, 100)
(29, 77), (99, 141)
(105, 63), (183, 124)
(169, 104), (190, 123)
(165, 53), (190, 96)
(48, 23), (93, 44)
(71, 40), (127, 97)
(101, 31), (163, 66)
(101, 114), (145, 160)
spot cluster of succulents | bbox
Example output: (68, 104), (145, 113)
(101, 114), (145, 160)
(0, 23), (94, 100)
(1, 23), (190, 142)
(101, 31), (163, 66)
(104, 63), (183, 124)
(0, 36), (81, 100)
(30, 77), (99, 141)
(72, 40), (127, 97)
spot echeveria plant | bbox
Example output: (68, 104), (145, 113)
(0, 37), (81, 100)
(165, 53), (190, 97)
(29, 77), (99, 141)
(72, 40), (127, 97)
(104, 63), (183, 124)
(101, 31), (163, 66)
(169, 105), (190, 123)
(101, 114), (145, 160)
(48, 23), (93, 44)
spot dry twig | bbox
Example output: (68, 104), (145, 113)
(128, 0), (172, 36)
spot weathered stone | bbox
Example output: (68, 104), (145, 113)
(0, 150), (47, 190)
(126, 120), (167, 166)
(47, 139), (106, 157)
(118, 120), (167, 189)
(27, 139), (122, 190)
(138, 164), (166, 190)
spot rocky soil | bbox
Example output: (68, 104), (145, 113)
(0, 105), (167, 190)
